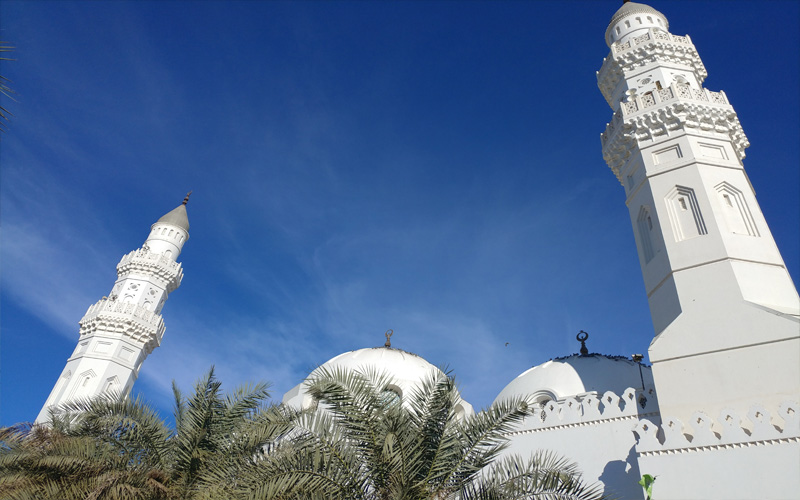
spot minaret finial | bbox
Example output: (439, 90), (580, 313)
(577, 330), (589, 356)
(182, 191), (192, 205)
(384, 329), (393, 348)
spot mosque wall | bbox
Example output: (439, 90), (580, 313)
(634, 401), (800, 499)
(500, 387), (659, 500)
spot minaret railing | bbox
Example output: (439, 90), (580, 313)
(602, 82), (730, 147)
(118, 248), (182, 273)
(79, 298), (166, 348)
(610, 28), (692, 54)
(117, 248), (184, 291)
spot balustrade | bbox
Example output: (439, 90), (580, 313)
(118, 248), (181, 273)
(81, 298), (164, 333)
(611, 28), (693, 54)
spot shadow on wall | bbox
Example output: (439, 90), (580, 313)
(599, 445), (643, 500)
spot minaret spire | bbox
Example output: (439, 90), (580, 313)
(36, 199), (191, 423)
(182, 191), (192, 205)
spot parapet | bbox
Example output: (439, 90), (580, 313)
(504, 387), (659, 435)
(634, 401), (800, 456)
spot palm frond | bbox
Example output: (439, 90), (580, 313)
(462, 452), (607, 500)
(0, 41), (15, 132)
(432, 395), (531, 495)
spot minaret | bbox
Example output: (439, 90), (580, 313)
(35, 195), (191, 423)
(597, 3), (799, 420)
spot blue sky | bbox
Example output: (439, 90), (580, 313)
(1, 1), (798, 425)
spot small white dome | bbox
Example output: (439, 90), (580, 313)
(605, 2), (669, 47)
(283, 347), (474, 417)
(493, 353), (654, 405)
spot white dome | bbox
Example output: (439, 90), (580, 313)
(493, 353), (654, 405)
(605, 2), (669, 47)
(283, 347), (474, 417)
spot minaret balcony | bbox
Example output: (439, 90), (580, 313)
(117, 248), (184, 292)
(603, 83), (729, 146)
(612, 29), (690, 54)
(622, 83), (727, 115)
(78, 298), (166, 353)
(598, 28), (707, 106)
(602, 83), (748, 183)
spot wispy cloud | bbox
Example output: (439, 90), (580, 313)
(3, 0), (797, 427)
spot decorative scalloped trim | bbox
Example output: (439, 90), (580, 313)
(634, 401), (800, 454)
(499, 387), (658, 433)
(638, 436), (800, 457)
(505, 411), (661, 436)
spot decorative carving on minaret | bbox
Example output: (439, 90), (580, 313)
(665, 186), (707, 242)
(715, 182), (759, 237)
(601, 86), (748, 183)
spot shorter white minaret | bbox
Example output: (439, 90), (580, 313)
(36, 195), (191, 423)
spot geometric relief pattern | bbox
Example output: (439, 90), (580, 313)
(665, 186), (707, 242)
(715, 182), (759, 236)
(698, 142), (727, 160)
(652, 144), (682, 165)
(69, 369), (97, 400)
(637, 206), (656, 263)
(119, 347), (135, 362)
(103, 375), (120, 393)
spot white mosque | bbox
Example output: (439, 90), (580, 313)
(36, 3), (799, 499)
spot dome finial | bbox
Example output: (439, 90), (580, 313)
(182, 191), (192, 206)
(384, 329), (393, 348)
(577, 330), (589, 356)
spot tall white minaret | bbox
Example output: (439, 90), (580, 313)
(36, 195), (191, 423)
(598, 3), (799, 420)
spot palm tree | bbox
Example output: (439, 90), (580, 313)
(0, 368), (286, 500)
(0, 398), (174, 500)
(167, 369), (292, 499)
(234, 366), (604, 500)
(1, 368), (605, 499)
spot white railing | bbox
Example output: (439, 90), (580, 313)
(80, 298), (164, 334)
(601, 83), (729, 146)
(117, 248), (181, 273)
(622, 83), (727, 114)
(116, 248), (183, 291)
(611, 28), (693, 54)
